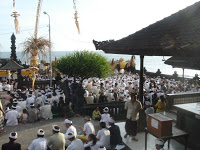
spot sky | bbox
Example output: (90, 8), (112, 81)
(0, 0), (199, 52)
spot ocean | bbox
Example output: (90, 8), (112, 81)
(0, 51), (200, 78)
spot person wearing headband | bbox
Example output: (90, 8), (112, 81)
(64, 119), (77, 146)
(100, 107), (111, 126)
(5, 105), (20, 126)
(27, 129), (47, 150)
(48, 125), (65, 150)
(2, 132), (21, 150)
(155, 138), (165, 150)
(108, 117), (122, 148)
(66, 132), (84, 150)
(27, 103), (39, 123)
(96, 122), (110, 149)
(78, 116), (95, 143)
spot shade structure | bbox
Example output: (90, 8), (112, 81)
(94, 2), (200, 57)
(93, 2), (200, 101)
(164, 56), (200, 70)
(0, 60), (23, 71)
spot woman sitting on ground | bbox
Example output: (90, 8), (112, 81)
(84, 134), (98, 150)
(92, 107), (101, 121)
(155, 95), (166, 113)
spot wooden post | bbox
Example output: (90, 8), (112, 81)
(139, 55), (144, 102)
(183, 68), (185, 84)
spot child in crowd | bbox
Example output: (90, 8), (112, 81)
(155, 95), (166, 113)
(21, 109), (28, 124)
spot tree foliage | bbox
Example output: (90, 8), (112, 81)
(55, 51), (111, 79)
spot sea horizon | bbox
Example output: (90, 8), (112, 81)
(0, 50), (200, 79)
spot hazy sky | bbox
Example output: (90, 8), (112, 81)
(0, 0), (199, 52)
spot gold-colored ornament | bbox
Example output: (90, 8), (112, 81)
(11, 0), (20, 34)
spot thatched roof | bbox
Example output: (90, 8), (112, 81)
(164, 56), (200, 70)
(93, 2), (200, 57)
(0, 60), (23, 71)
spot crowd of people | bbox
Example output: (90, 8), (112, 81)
(0, 71), (200, 150)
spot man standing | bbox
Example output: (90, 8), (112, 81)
(108, 117), (122, 148)
(5, 105), (20, 126)
(28, 129), (47, 150)
(124, 93), (142, 141)
(2, 132), (21, 150)
(64, 119), (77, 146)
(48, 125), (65, 150)
(66, 132), (84, 150)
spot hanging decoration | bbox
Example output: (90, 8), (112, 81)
(11, 0), (20, 34)
(73, 0), (80, 34)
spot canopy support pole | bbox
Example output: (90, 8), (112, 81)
(183, 68), (185, 84)
(139, 55), (144, 102)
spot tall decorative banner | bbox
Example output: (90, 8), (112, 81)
(73, 0), (80, 34)
(11, 0), (20, 34)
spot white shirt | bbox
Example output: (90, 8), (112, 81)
(100, 113), (110, 126)
(83, 121), (95, 139)
(66, 139), (84, 150)
(84, 141), (98, 150)
(40, 105), (53, 120)
(28, 137), (47, 150)
(26, 97), (35, 107)
(36, 96), (44, 106)
(65, 125), (77, 145)
(96, 128), (110, 149)
(5, 109), (20, 126)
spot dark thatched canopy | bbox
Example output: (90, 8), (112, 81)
(164, 56), (200, 70)
(93, 2), (200, 57)
(0, 60), (23, 71)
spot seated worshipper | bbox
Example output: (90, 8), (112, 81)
(92, 107), (101, 121)
(144, 101), (154, 123)
(84, 134), (98, 150)
(66, 132), (84, 150)
(155, 95), (166, 113)
(52, 92), (59, 104)
(155, 138), (165, 150)
(51, 101), (61, 117)
(28, 129), (47, 150)
(40, 100), (53, 120)
(78, 116), (95, 143)
(28, 103), (39, 123)
(26, 93), (35, 109)
(100, 107), (111, 126)
(6, 98), (13, 109)
(13, 99), (22, 117)
(96, 122), (110, 149)
(108, 117), (122, 148)
(64, 119), (77, 146)
(35, 92), (43, 108)
(59, 100), (74, 118)
(48, 125), (65, 150)
(5, 105), (20, 126)
(2, 132), (21, 150)
(21, 109), (28, 123)
(106, 90), (113, 102)
(87, 93), (94, 104)
(4, 91), (11, 106)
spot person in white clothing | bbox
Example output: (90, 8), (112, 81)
(100, 107), (111, 126)
(96, 122), (110, 149)
(35, 93), (44, 107)
(66, 132), (84, 150)
(26, 94), (35, 108)
(40, 100), (53, 120)
(82, 116), (95, 139)
(5, 105), (20, 126)
(64, 119), (77, 146)
(155, 138), (165, 150)
(144, 101), (154, 123)
(28, 129), (47, 150)
(84, 134), (98, 150)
